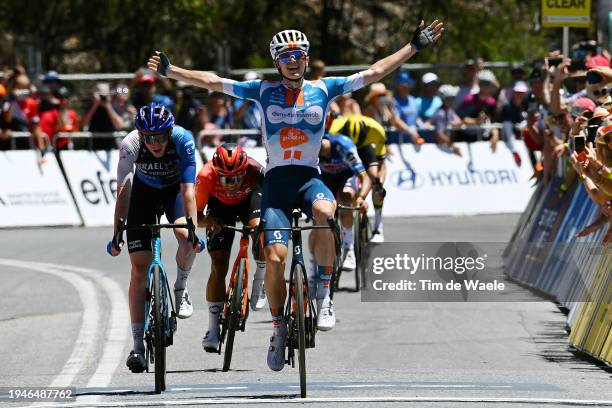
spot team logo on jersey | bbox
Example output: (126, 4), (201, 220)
(267, 105), (323, 125)
(280, 127), (309, 148)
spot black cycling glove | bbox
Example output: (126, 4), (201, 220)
(410, 19), (436, 52)
(157, 52), (171, 76)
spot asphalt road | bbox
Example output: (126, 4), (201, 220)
(0, 214), (610, 407)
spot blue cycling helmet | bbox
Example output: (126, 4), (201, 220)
(135, 103), (174, 132)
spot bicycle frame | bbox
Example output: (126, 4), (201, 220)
(224, 228), (251, 323)
(144, 230), (175, 349)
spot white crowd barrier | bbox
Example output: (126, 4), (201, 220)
(207, 141), (535, 217)
(60, 150), (204, 227)
(0, 151), (81, 227)
(1, 141), (534, 228)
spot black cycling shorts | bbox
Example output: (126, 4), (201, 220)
(127, 175), (184, 253)
(206, 189), (262, 252)
(357, 144), (386, 168)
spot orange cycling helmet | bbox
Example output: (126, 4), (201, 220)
(211, 143), (248, 176)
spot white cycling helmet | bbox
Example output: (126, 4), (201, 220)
(269, 30), (310, 60)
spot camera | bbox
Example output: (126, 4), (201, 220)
(547, 57), (562, 67)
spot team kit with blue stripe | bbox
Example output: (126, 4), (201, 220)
(221, 74), (366, 245)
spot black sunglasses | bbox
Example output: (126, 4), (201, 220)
(140, 131), (169, 144)
(593, 87), (611, 97)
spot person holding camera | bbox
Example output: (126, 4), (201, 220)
(81, 82), (125, 149)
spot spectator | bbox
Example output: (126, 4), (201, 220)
(0, 70), (46, 151)
(81, 82), (125, 149)
(454, 57), (483, 110)
(430, 84), (462, 156)
(365, 81), (423, 145)
(335, 92), (361, 116)
(39, 86), (80, 150)
(500, 81), (530, 166)
(498, 63), (525, 110)
(39, 71), (62, 114)
(416, 72), (442, 139)
(131, 71), (175, 111)
(206, 91), (233, 130)
(458, 69), (499, 149)
(174, 80), (205, 136)
(111, 83), (137, 129)
(309, 59), (326, 80)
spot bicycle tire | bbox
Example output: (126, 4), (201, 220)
(353, 211), (361, 292)
(358, 213), (370, 290)
(294, 263), (307, 398)
(223, 258), (245, 372)
(153, 265), (166, 393)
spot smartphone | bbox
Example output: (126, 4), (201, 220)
(586, 71), (603, 84)
(548, 57), (562, 67)
(574, 134), (586, 153)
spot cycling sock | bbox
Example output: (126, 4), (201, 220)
(174, 267), (191, 291)
(131, 322), (145, 354)
(270, 308), (286, 335)
(308, 256), (317, 281)
(316, 265), (333, 300)
(254, 261), (266, 280)
(207, 302), (223, 331)
(374, 209), (383, 231)
(342, 227), (354, 248)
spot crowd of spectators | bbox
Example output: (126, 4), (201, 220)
(1, 42), (611, 170)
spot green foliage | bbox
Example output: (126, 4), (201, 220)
(0, 0), (594, 73)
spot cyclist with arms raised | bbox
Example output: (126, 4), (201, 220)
(195, 143), (267, 353)
(148, 18), (443, 371)
(108, 103), (202, 373)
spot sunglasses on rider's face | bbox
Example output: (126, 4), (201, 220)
(277, 50), (306, 64)
(220, 175), (244, 185)
(593, 87), (611, 97)
(140, 131), (169, 144)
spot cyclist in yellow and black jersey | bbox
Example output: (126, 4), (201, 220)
(329, 114), (388, 242)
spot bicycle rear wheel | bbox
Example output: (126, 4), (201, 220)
(223, 258), (245, 372)
(353, 212), (361, 292)
(152, 265), (166, 393)
(294, 263), (307, 398)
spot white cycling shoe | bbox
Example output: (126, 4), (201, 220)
(202, 327), (220, 353)
(250, 279), (267, 311)
(175, 288), (193, 319)
(370, 226), (385, 243)
(317, 298), (335, 331)
(267, 326), (287, 371)
(342, 247), (356, 271)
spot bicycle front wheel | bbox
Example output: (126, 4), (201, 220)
(223, 258), (245, 372)
(353, 211), (361, 292)
(153, 265), (166, 393)
(294, 263), (307, 398)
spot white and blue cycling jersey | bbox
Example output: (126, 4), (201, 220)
(117, 125), (196, 189)
(319, 133), (365, 175)
(221, 74), (365, 171)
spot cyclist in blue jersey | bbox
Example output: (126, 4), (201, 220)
(148, 18), (443, 371)
(108, 103), (203, 373)
(314, 125), (371, 274)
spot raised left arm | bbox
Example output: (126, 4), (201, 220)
(359, 19), (444, 86)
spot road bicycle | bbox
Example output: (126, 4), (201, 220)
(108, 217), (203, 393)
(256, 209), (340, 398)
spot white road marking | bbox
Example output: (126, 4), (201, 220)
(26, 396), (612, 407)
(0, 259), (100, 389)
(0, 259), (129, 406)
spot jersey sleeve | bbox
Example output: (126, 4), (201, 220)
(321, 73), (365, 100)
(221, 79), (261, 101)
(173, 127), (197, 184)
(117, 131), (139, 187)
(339, 137), (365, 174)
(195, 166), (212, 212)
